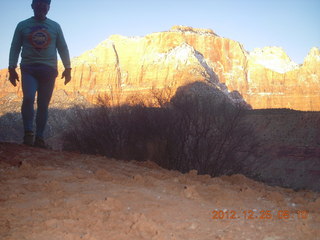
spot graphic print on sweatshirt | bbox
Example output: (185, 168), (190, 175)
(28, 25), (51, 50)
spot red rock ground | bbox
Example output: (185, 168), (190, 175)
(0, 143), (319, 240)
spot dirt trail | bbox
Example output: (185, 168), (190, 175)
(0, 143), (319, 240)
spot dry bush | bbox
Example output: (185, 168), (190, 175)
(152, 82), (257, 176)
(150, 86), (175, 107)
(63, 103), (157, 160)
(62, 82), (258, 177)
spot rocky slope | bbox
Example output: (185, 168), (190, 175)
(1, 142), (319, 240)
(0, 25), (319, 110)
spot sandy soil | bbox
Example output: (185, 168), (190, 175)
(0, 143), (319, 240)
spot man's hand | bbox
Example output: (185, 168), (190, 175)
(61, 68), (72, 85)
(8, 68), (19, 87)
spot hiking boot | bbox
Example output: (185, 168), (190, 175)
(34, 136), (47, 149)
(23, 131), (34, 146)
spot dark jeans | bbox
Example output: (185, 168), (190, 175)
(21, 64), (58, 138)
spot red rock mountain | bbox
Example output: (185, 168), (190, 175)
(1, 25), (319, 110)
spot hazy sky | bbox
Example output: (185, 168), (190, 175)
(0, 0), (319, 69)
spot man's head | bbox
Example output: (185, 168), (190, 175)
(31, 0), (51, 20)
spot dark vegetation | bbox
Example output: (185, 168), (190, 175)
(1, 82), (319, 189)
(62, 82), (258, 177)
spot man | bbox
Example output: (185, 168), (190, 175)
(8, 0), (71, 148)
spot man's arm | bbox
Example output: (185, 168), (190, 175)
(8, 23), (22, 87)
(56, 24), (71, 85)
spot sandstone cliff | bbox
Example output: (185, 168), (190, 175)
(1, 26), (319, 110)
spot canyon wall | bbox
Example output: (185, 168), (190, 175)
(1, 26), (319, 110)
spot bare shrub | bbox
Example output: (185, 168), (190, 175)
(152, 82), (257, 176)
(150, 86), (175, 107)
(62, 81), (258, 177)
(63, 104), (151, 160)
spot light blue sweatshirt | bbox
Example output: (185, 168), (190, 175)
(9, 17), (71, 69)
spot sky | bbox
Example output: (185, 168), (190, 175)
(0, 0), (319, 69)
